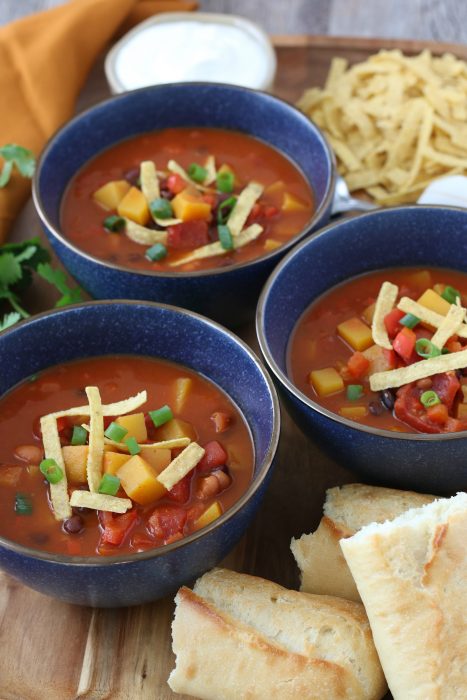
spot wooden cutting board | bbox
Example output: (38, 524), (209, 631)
(3, 34), (466, 700)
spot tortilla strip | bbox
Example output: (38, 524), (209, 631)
(370, 348), (467, 391)
(104, 436), (191, 452)
(227, 182), (263, 237)
(85, 387), (104, 493)
(397, 297), (467, 338)
(203, 155), (216, 186)
(169, 224), (263, 267)
(40, 414), (72, 520)
(70, 491), (132, 514)
(372, 281), (399, 350)
(167, 160), (214, 193)
(158, 442), (205, 490)
(50, 391), (147, 420)
(140, 160), (160, 203)
(124, 218), (168, 245)
(430, 303), (465, 349)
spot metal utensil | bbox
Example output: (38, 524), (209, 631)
(332, 174), (378, 214)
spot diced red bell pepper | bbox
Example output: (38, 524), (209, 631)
(393, 327), (416, 363)
(148, 505), (187, 540)
(197, 441), (228, 473)
(167, 472), (192, 504)
(347, 351), (370, 379)
(384, 308), (405, 338)
(201, 193), (216, 207)
(166, 173), (186, 194)
(167, 220), (209, 249)
(426, 403), (449, 425)
(264, 205), (279, 218)
(99, 509), (137, 546)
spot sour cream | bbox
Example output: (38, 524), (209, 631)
(106, 13), (276, 93)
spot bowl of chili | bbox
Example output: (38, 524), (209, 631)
(257, 205), (467, 494)
(33, 82), (335, 326)
(0, 301), (279, 606)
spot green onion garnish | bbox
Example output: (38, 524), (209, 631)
(39, 458), (64, 484)
(149, 404), (173, 428)
(441, 285), (460, 304)
(124, 436), (140, 456)
(188, 163), (207, 183)
(103, 215), (126, 233)
(400, 313), (420, 329)
(217, 196), (237, 224)
(216, 170), (234, 193)
(442, 347), (451, 354)
(145, 243), (167, 262)
(98, 473), (121, 496)
(15, 493), (32, 515)
(149, 198), (173, 220)
(71, 425), (87, 446)
(415, 338), (442, 359)
(420, 390), (441, 408)
(104, 422), (128, 442)
(346, 384), (364, 401)
(218, 225), (234, 250)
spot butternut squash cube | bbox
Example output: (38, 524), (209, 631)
(171, 190), (211, 222)
(309, 368), (344, 397)
(173, 377), (193, 414)
(337, 317), (373, 351)
(62, 445), (89, 483)
(265, 180), (285, 196)
(362, 302), (376, 326)
(457, 402), (467, 419)
(117, 455), (166, 505)
(263, 239), (282, 252)
(407, 270), (432, 290)
(93, 180), (130, 210)
(282, 192), (308, 212)
(103, 451), (130, 476)
(115, 412), (147, 443)
(139, 447), (172, 473)
(154, 418), (197, 443)
(117, 186), (150, 226)
(417, 288), (451, 317)
(339, 406), (368, 419)
(194, 500), (222, 531)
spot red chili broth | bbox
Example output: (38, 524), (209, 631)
(0, 356), (253, 556)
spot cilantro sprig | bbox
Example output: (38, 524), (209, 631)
(0, 144), (36, 188)
(0, 239), (84, 332)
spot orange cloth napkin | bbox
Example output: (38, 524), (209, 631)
(0, 0), (197, 242)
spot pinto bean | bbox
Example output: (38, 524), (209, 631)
(14, 444), (43, 464)
(210, 411), (231, 433)
(195, 470), (232, 499)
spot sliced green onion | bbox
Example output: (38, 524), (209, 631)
(415, 338), (442, 359)
(188, 163), (208, 183)
(217, 196), (237, 224)
(420, 390), (441, 408)
(216, 170), (234, 193)
(442, 347), (451, 355)
(15, 493), (32, 515)
(98, 473), (121, 496)
(103, 215), (126, 233)
(400, 313), (420, 329)
(124, 436), (140, 456)
(346, 384), (364, 401)
(39, 458), (64, 484)
(104, 422), (128, 442)
(149, 197), (173, 220)
(145, 243), (167, 262)
(149, 404), (173, 428)
(71, 425), (87, 446)
(218, 224), (234, 251)
(441, 285), (460, 304)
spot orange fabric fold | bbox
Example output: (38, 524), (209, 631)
(0, 0), (197, 242)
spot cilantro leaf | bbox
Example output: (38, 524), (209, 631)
(0, 237), (51, 270)
(37, 262), (84, 307)
(0, 144), (36, 187)
(0, 253), (22, 287)
(0, 312), (21, 332)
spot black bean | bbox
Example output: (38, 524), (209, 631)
(63, 515), (84, 535)
(159, 187), (173, 200)
(380, 389), (395, 411)
(369, 401), (384, 416)
(123, 167), (140, 185)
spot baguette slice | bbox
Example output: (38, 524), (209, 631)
(291, 483), (435, 601)
(169, 568), (387, 700)
(341, 492), (467, 700)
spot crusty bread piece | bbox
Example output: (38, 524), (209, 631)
(341, 492), (467, 700)
(291, 483), (435, 601)
(168, 568), (387, 700)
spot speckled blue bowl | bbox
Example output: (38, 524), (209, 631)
(257, 206), (467, 495)
(0, 301), (279, 607)
(33, 83), (335, 327)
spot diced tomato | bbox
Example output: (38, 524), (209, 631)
(394, 372), (460, 433)
(384, 308), (405, 338)
(148, 505), (187, 540)
(56, 417), (68, 433)
(446, 339), (463, 353)
(167, 472), (192, 504)
(167, 220), (209, 249)
(99, 509), (137, 546)
(210, 411), (231, 433)
(166, 173), (186, 195)
(264, 205), (279, 218)
(393, 327), (416, 364)
(426, 403), (449, 425)
(246, 203), (264, 224)
(347, 351), (370, 379)
(432, 371), (460, 410)
(201, 193), (216, 207)
(197, 441), (228, 473)
(131, 533), (155, 551)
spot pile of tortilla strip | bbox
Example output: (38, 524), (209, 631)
(40, 388), (205, 520)
(369, 280), (467, 391)
(297, 49), (467, 204)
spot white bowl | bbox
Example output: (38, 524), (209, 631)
(105, 12), (277, 93)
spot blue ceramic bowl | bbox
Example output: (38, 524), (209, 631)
(257, 206), (467, 495)
(32, 82), (335, 327)
(0, 301), (279, 607)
